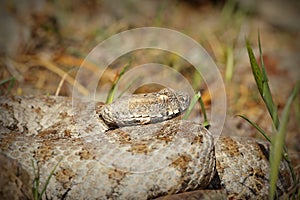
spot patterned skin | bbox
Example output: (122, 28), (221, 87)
(0, 89), (292, 199)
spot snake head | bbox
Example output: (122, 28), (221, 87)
(98, 104), (118, 128)
(157, 88), (190, 113)
(98, 88), (191, 129)
(173, 90), (191, 113)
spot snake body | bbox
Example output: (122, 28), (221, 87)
(0, 89), (292, 199)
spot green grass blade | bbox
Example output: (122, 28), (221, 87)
(183, 92), (200, 120)
(106, 62), (130, 103)
(238, 114), (291, 168)
(258, 31), (269, 85)
(7, 77), (15, 92)
(198, 95), (210, 129)
(183, 92), (210, 128)
(31, 158), (62, 200)
(0, 77), (15, 85)
(245, 35), (297, 199)
(246, 38), (279, 129)
(237, 114), (271, 142)
(258, 34), (280, 129)
(117, 77), (140, 98)
(225, 46), (234, 82)
(31, 160), (39, 200)
(39, 158), (62, 200)
(0, 77), (16, 95)
(269, 81), (300, 200)
(246, 40), (263, 94)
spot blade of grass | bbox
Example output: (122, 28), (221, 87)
(106, 62), (130, 104)
(7, 77), (15, 92)
(31, 158), (62, 200)
(246, 40), (263, 94)
(117, 76), (140, 98)
(246, 39), (279, 128)
(0, 77), (16, 94)
(221, 0), (236, 26)
(153, 0), (167, 26)
(245, 34), (298, 199)
(183, 92), (210, 129)
(225, 46), (234, 82)
(258, 33), (280, 129)
(269, 81), (299, 199)
(237, 115), (271, 142)
(198, 94), (210, 129)
(38, 158), (62, 200)
(183, 91), (200, 120)
(258, 32), (268, 86)
(36, 57), (89, 96)
(31, 160), (39, 200)
(192, 72), (202, 90)
(239, 111), (291, 170)
(0, 77), (15, 85)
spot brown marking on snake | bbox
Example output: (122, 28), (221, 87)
(128, 93), (170, 113)
(220, 137), (241, 157)
(32, 106), (42, 114)
(215, 159), (223, 174)
(63, 129), (72, 138)
(39, 129), (58, 138)
(250, 168), (265, 193)
(0, 133), (19, 151)
(55, 168), (76, 189)
(106, 129), (132, 144)
(84, 124), (95, 133)
(191, 135), (203, 144)
(0, 102), (14, 112)
(34, 141), (55, 162)
(170, 154), (192, 171)
(156, 131), (175, 143)
(155, 122), (179, 143)
(107, 168), (128, 185)
(154, 189), (229, 200)
(95, 102), (105, 114)
(43, 96), (57, 104)
(59, 111), (69, 118)
(76, 148), (94, 160)
(128, 142), (155, 154)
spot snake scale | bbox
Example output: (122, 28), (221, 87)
(0, 88), (292, 199)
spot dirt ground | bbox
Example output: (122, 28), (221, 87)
(0, 0), (299, 186)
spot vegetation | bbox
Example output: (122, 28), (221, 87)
(241, 34), (299, 199)
(31, 159), (62, 200)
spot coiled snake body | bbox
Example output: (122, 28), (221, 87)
(0, 89), (292, 199)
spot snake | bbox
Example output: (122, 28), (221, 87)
(0, 88), (292, 199)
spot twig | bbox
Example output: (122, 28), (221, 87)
(36, 56), (89, 96)
(55, 72), (68, 96)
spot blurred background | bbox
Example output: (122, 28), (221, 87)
(0, 0), (299, 162)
